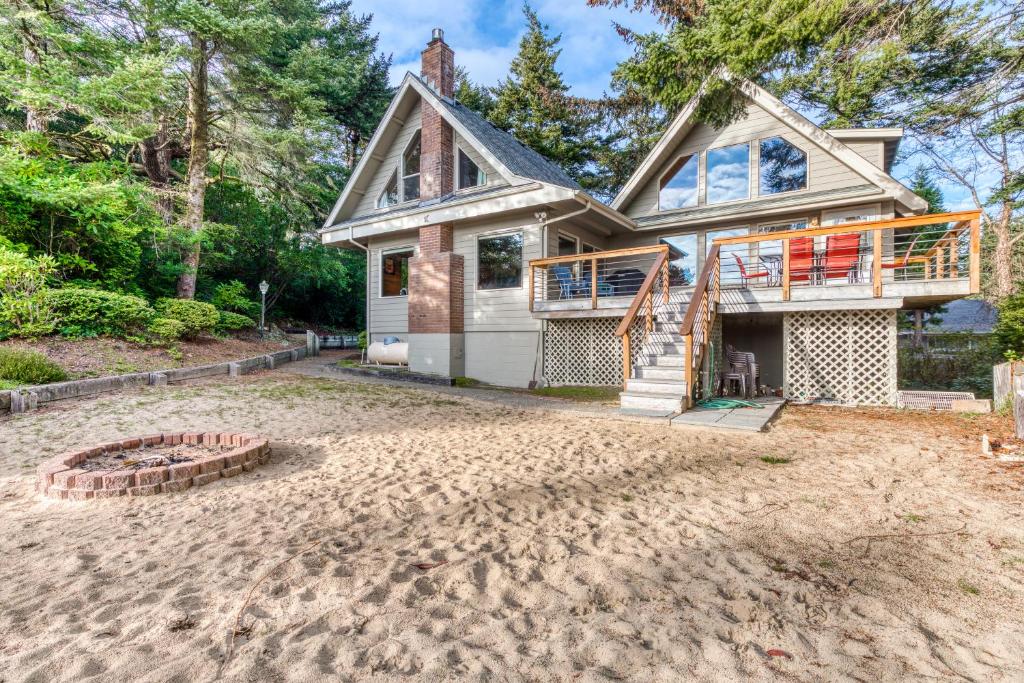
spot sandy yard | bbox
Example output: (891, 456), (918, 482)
(1, 366), (1023, 682)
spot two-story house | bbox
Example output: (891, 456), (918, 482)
(321, 29), (981, 412)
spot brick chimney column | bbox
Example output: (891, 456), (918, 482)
(407, 29), (464, 377)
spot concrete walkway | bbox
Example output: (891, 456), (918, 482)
(670, 398), (786, 432)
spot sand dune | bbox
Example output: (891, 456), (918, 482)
(0, 368), (1022, 681)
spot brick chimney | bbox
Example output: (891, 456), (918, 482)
(419, 28), (455, 201)
(421, 28), (455, 98)
(407, 28), (464, 378)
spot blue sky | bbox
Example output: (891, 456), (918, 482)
(349, 0), (980, 210)
(348, 0), (659, 98)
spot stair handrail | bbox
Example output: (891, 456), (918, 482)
(679, 243), (722, 406)
(613, 244), (670, 386)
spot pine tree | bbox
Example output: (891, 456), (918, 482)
(489, 3), (599, 188)
(454, 66), (495, 117)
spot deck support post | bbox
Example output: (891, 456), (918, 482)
(781, 239), (791, 301)
(621, 333), (631, 388)
(969, 217), (981, 293)
(872, 229), (883, 298)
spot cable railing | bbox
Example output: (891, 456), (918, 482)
(710, 210), (982, 301)
(613, 246), (671, 386)
(528, 245), (669, 311)
(679, 244), (721, 405)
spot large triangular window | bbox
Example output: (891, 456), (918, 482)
(402, 131), (421, 201)
(377, 171), (399, 209)
(457, 148), (485, 189)
(659, 155), (699, 211)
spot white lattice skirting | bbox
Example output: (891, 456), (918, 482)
(544, 318), (642, 386)
(784, 309), (897, 406)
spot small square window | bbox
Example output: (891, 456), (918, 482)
(478, 233), (523, 290)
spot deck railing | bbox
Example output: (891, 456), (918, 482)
(613, 246), (671, 386)
(528, 245), (669, 312)
(679, 244), (721, 405)
(710, 210), (982, 300)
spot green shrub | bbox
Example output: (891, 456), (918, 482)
(210, 280), (259, 317)
(48, 288), (155, 338)
(994, 294), (1024, 358)
(148, 317), (186, 341)
(216, 310), (255, 333)
(357, 330), (368, 350)
(155, 298), (219, 339)
(0, 247), (55, 338)
(0, 348), (68, 386)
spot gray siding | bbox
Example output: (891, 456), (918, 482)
(353, 102), (422, 218)
(367, 232), (418, 338)
(845, 140), (885, 169)
(624, 101), (872, 219)
(465, 332), (540, 387)
(455, 215), (544, 334)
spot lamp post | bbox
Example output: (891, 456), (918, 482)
(258, 280), (269, 337)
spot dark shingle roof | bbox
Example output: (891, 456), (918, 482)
(416, 76), (581, 191)
(929, 299), (997, 334)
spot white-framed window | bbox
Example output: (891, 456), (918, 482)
(759, 137), (807, 195)
(377, 171), (399, 209)
(457, 147), (486, 190)
(557, 232), (580, 257)
(379, 247), (414, 298)
(478, 231), (523, 290)
(659, 154), (699, 211)
(402, 131), (421, 201)
(822, 204), (880, 225)
(706, 143), (750, 204)
(757, 218), (809, 234)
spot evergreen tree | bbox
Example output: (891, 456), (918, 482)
(454, 66), (495, 117)
(489, 3), (600, 189)
(0, 0), (390, 329)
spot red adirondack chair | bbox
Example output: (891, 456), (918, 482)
(788, 236), (815, 282)
(823, 233), (863, 282)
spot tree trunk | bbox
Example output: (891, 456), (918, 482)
(140, 115), (175, 225)
(176, 35), (210, 300)
(990, 203), (1015, 300)
(22, 29), (46, 132)
(913, 309), (924, 348)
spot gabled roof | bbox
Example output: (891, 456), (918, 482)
(322, 73), (579, 230)
(428, 80), (581, 191)
(925, 299), (997, 335)
(610, 78), (928, 214)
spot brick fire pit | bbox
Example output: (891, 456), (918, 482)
(37, 432), (271, 500)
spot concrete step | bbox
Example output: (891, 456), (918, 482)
(635, 365), (686, 381)
(626, 377), (688, 396)
(643, 353), (686, 368)
(649, 342), (686, 355)
(619, 391), (684, 412)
